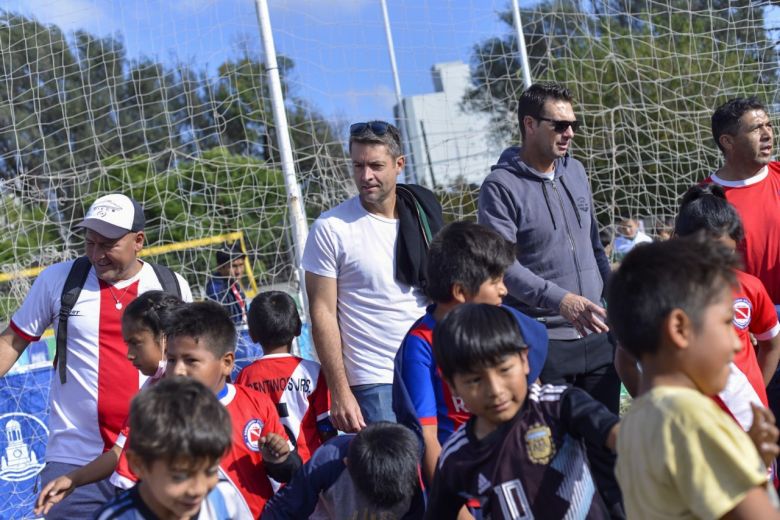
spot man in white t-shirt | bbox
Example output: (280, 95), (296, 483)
(0, 194), (192, 518)
(302, 121), (427, 432)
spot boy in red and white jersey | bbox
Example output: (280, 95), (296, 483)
(237, 291), (335, 462)
(159, 301), (302, 517)
(674, 184), (780, 430)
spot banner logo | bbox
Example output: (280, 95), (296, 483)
(0, 413), (48, 482)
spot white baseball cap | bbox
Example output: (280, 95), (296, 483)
(76, 194), (145, 239)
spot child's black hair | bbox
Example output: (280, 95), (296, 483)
(425, 221), (515, 303)
(674, 183), (744, 242)
(247, 291), (302, 348)
(347, 422), (420, 509)
(122, 290), (183, 338)
(166, 301), (236, 356)
(433, 303), (527, 381)
(128, 377), (231, 466)
(606, 238), (738, 360)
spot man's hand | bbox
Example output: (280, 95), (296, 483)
(260, 432), (291, 464)
(330, 387), (366, 433)
(34, 475), (75, 516)
(559, 293), (609, 335)
(748, 403), (780, 468)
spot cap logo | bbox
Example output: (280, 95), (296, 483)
(89, 201), (123, 218)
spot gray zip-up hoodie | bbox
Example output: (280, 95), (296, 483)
(478, 146), (611, 340)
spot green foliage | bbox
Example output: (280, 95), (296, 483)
(76, 148), (290, 290)
(0, 10), (348, 305)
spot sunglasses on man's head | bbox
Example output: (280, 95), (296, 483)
(536, 117), (581, 133)
(350, 121), (391, 136)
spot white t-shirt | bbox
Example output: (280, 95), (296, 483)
(10, 260), (192, 465)
(614, 230), (652, 257)
(302, 196), (427, 385)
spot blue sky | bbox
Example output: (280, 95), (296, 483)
(8, 0), (779, 127)
(8, 0), (513, 125)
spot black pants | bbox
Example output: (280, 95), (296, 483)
(540, 332), (625, 519)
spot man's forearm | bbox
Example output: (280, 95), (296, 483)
(0, 327), (29, 378)
(311, 313), (350, 395)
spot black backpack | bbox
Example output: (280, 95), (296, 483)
(55, 257), (181, 384)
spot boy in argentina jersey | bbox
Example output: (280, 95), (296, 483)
(425, 304), (619, 519)
(237, 291), (335, 462)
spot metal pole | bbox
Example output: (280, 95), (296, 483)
(419, 120), (438, 189)
(253, 0), (310, 322)
(511, 0), (533, 89)
(380, 0), (417, 184)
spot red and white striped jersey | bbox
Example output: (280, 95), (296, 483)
(9, 260), (191, 466)
(110, 366), (166, 489)
(236, 353), (332, 462)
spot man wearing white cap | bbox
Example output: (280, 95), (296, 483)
(0, 194), (192, 518)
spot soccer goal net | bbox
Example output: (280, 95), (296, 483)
(0, 0), (778, 516)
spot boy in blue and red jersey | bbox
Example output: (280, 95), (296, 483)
(392, 221), (548, 485)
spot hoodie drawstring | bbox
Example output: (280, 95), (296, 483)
(559, 177), (583, 228)
(540, 181), (558, 230)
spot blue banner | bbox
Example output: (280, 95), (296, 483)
(0, 356), (52, 520)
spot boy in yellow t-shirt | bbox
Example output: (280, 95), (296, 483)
(607, 238), (780, 519)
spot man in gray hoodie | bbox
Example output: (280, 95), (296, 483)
(478, 82), (623, 517)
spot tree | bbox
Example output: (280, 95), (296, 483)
(0, 10), (347, 269)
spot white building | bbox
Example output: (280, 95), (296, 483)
(396, 61), (505, 188)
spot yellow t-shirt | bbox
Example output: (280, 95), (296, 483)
(616, 386), (768, 520)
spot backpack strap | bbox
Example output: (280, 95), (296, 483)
(149, 262), (181, 299)
(56, 256), (92, 384)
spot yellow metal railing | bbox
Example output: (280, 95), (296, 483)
(0, 231), (259, 297)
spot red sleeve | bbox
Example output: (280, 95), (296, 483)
(311, 369), (331, 424)
(744, 273), (780, 339)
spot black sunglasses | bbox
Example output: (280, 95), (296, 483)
(536, 117), (581, 133)
(350, 121), (391, 136)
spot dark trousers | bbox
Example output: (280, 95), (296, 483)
(40, 462), (116, 519)
(540, 332), (624, 519)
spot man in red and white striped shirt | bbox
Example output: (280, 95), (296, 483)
(0, 194), (192, 519)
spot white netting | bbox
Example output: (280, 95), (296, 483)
(0, 0), (778, 515)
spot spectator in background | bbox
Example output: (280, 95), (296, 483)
(205, 242), (261, 371)
(613, 216), (652, 258)
(206, 242), (249, 328)
(653, 216), (675, 241)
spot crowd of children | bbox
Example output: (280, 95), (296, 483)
(33, 199), (780, 518)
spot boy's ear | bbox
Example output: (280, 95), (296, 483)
(127, 451), (148, 480)
(222, 351), (235, 376)
(663, 308), (692, 350)
(451, 283), (468, 304)
(519, 349), (530, 376)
